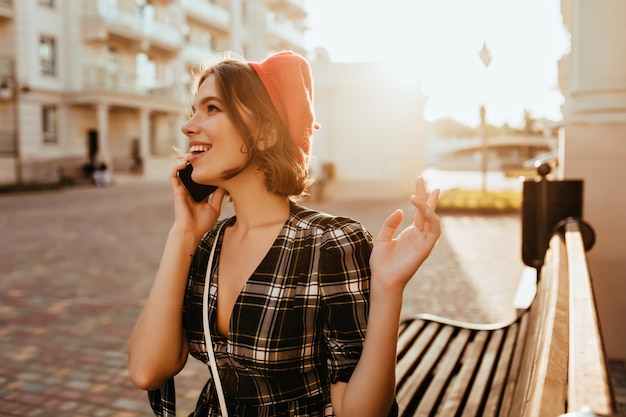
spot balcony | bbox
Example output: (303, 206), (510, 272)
(181, 43), (216, 66)
(81, 66), (183, 102)
(267, 0), (307, 17)
(82, 3), (183, 54)
(181, 0), (230, 32)
(0, 0), (14, 20)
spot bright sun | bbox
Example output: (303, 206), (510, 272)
(306, 0), (569, 127)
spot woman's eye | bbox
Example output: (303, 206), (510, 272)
(207, 105), (220, 112)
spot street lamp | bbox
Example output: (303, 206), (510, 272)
(478, 41), (491, 192)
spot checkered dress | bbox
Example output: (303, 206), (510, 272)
(148, 203), (398, 417)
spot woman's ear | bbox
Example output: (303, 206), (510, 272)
(257, 124), (278, 151)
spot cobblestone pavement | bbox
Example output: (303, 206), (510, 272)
(1, 177), (624, 416)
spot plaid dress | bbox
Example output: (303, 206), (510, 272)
(149, 203), (398, 417)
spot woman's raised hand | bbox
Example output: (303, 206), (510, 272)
(370, 177), (441, 292)
(170, 160), (225, 242)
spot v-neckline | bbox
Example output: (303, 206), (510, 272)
(210, 214), (289, 339)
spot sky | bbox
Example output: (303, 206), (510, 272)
(304, 0), (570, 128)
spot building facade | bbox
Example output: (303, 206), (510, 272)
(310, 59), (428, 200)
(0, 0), (308, 184)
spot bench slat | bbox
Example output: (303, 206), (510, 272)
(396, 321), (439, 386)
(397, 319), (426, 358)
(527, 237), (569, 417)
(397, 323), (452, 411)
(435, 331), (489, 416)
(499, 313), (528, 417)
(413, 328), (471, 416)
(461, 329), (504, 417)
(507, 239), (556, 416)
(483, 322), (521, 416)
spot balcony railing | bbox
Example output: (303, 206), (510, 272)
(83, 3), (183, 50)
(83, 66), (183, 101)
(182, 43), (216, 65)
(269, 0), (306, 11)
(180, 0), (230, 30)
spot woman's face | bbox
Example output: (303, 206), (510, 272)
(181, 74), (249, 186)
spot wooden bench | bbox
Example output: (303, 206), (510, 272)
(394, 219), (618, 416)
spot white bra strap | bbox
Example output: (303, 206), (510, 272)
(202, 222), (229, 417)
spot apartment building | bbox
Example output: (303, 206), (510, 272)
(0, 0), (309, 184)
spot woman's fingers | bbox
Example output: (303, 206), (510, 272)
(376, 209), (404, 242)
(412, 177), (428, 230)
(421, 204), (442, 237)
(378, 177), (440, 241)
(208, 188), (226, 211)
(428, 188), (440, 211)
(170, 160), (190, 190)
(410, 194), (440, 235)
(414, 176), (428, 201)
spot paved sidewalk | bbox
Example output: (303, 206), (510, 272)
(0, 179), (621, 416)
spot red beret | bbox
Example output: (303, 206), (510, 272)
(249, 51), (320, 166)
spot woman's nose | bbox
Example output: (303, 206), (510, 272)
(181, 116), (197, 136)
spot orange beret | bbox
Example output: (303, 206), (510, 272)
(249, 51), (320, 166)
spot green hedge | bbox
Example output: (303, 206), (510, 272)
(438, 189), (521, 213)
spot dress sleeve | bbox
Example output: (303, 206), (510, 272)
(148, 377), (176, 417)
(319, 219), (373, 384)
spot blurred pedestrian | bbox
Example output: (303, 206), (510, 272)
(93, 162), (110, 187)
(128, 51), (440, 417)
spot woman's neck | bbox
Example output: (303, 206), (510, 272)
(228, 186), (291, 231)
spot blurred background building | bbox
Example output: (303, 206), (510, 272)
(310, 58), (427, 200)
(0, 0), (310, 184)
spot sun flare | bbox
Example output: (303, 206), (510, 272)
(306, 0), (569, 128)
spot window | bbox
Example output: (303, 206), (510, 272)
(40, 36), (56, 76)
(135, 0), (155, 30)
(42, 106), (58, 144)
(103, 47), (118, 89)
(136, 53), (156, 90)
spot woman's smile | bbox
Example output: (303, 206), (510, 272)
(189, 144), (212, 155)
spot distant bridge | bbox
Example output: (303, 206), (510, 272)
(433, 135), (556, 172)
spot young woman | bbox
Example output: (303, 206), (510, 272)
(128, 51), (440, 417)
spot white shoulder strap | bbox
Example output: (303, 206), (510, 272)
(202, 222), (229, 417)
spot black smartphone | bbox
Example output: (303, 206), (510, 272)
(177, 162), (218, 203)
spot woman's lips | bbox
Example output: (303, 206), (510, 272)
(189, 144), (212, 154)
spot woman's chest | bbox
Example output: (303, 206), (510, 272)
(187, 240), (324, 363)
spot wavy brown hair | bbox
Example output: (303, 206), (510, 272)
(191, 59), (312, 199)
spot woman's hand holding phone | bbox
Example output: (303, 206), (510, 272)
(170, 161), (224, 242)
(177, 162), (218, 202)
